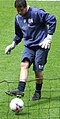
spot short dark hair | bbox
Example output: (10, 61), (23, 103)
(15, 0), (27, 8)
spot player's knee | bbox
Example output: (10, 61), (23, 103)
(20, 62), (29, 69)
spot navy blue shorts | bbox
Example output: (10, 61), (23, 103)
(21, 47), (49, 71)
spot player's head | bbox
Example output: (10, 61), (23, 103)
(15, 0), (27, 16)
(15, 0), (27, 8)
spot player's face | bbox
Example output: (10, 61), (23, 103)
(16, 6), (27, 16)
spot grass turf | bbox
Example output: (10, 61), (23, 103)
(0, 0), (60, 119)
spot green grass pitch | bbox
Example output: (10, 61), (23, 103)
(0, 0), (60, 119)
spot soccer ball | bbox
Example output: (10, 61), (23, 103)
(10, 98), (24, 112)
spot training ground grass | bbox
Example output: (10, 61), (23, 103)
(0, 0), (60, 119)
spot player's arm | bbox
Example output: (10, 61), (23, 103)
(39, 9), (57, 49)
(5, 18), (23, 54)
(44, 11), (56, 35)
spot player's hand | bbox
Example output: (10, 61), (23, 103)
(39, 34), (52, 49)
(5, 41), (16, 54)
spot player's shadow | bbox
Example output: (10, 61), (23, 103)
(29, 95), (60, 107)
(15, 95), (60, 116)
(15, 111), (31, 116)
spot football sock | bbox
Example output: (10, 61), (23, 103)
(18, 81), (26, 92)
(36, 83), (42, 94)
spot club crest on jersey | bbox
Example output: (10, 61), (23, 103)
(28, 18), (33, 24)
(24, 18), (33, 24)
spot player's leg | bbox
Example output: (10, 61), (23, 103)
(5, 59), (29, 97)
(31, 48), (49, 100)
(17, 47), (34, 97)
(17, 59), (30, 97)
(35, 71), (43, 94)
(5, 47), (34, 97)
(30, 71), (43, 100)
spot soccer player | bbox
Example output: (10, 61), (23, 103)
(5, 0), (56, 100)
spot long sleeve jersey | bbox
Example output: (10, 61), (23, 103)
(13, 6), (56, 47)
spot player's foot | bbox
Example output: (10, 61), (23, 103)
(30, 91), (41, 101)
(5, 88), (24, 98)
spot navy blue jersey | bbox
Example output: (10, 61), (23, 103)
(13, 6), (56, 47)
